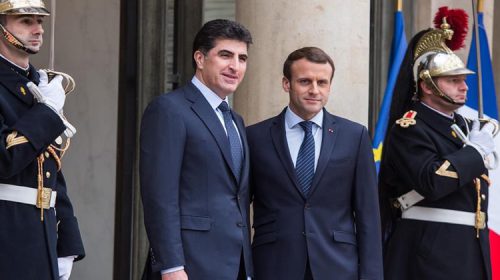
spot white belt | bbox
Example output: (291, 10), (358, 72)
(402, 206), (486, 229)
(0, 183), (56, 208)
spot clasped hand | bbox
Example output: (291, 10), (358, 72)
(469, 119), (496, 157)
(27, 70), (77, 137)
(27, 70), (66, 113)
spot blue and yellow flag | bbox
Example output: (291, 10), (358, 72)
(372, 8), (407, 172)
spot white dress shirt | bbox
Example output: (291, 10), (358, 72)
(191, 76), (242, 143)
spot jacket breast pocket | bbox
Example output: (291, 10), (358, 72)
(332, 230), (357, 246)
(180, 215), (212, 231)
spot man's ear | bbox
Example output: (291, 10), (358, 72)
(282, 77), (290, 92)
(419, 79), (433, 96)
(194, 50), (205, 70)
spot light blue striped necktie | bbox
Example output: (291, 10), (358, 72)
(295, 121), (315, 196)
(218, 101), (243, 181)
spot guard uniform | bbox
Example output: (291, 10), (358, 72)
(380, 101), (491, 280)
(0, 56), (85, 279)
(379, 7), (493, 280)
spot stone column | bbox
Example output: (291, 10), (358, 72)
(234, 0), (371, 126)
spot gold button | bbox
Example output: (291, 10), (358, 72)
(45, 171), (51, 178)
(481, 194), (486, 200)
(44, 152), (50, 158)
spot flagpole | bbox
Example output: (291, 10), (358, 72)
(49, 0), (56, 69)
(478, 0), (484, 13)
(472, 0), (483, 118)
(396, 0), (402, 11)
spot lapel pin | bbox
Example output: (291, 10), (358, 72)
(328, 128), (334, 133)
(20, 86), (26, 96)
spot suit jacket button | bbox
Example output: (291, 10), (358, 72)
(237, 222), (244, 227)
(304, 203), (310, 209)
(302, 231), (306, 236)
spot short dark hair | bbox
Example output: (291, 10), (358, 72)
(283, 47), (335, 81)
(192, 19), (253, 69)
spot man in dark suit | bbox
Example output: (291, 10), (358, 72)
(247, 47), (383, 280)
(0, 1), (85, 279)
(140, 19), (253, 280)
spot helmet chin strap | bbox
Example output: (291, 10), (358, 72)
(0, 24), (38, 54)
(419, 69), (466, 106)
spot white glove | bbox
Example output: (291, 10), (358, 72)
(27, 70), (66, 113)
(468, 119), (495, 157)
(28, 70), (77, 138)
(58, 256), (75, 280)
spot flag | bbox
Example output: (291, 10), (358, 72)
(372, 9), (407, 172)
(457, 11), (499, 280)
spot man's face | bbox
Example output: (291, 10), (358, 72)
(436, 75), (468, 104)
(194, 39), (248, 99)
(421, 74), (468, 113)
(3, 14), (44, 53)
(283, 58), (333, 120)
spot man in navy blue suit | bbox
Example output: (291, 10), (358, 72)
(140, 19), (253, 280)
(247, 47), (383, 280)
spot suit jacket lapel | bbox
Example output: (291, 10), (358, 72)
(309, 110), (338, 196)
(270, 109), (305, 198)
(184, 83), (239, 182)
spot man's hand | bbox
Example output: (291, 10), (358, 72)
(468, 119), (495, 157)
(58, 256), (75, 280)
(27, 70), (66, 113)
(162, 269), (188, 280)
(27, 70), (77, 137)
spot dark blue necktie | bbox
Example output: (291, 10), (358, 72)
(218, 101), (243, 181)
(295, 121), (315, 195)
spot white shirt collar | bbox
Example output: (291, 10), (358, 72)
(420, 101), (454, 120)
(0, 54), (29, 71)
(285, 107), (324, 129)
(191, 76), (229, 110)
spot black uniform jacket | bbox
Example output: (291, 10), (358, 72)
(0, 57), (85, 280)
(379, 101), (491, 280)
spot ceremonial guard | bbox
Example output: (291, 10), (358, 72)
(0, 0), (84, 279)
(379, 7), (494, 280)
